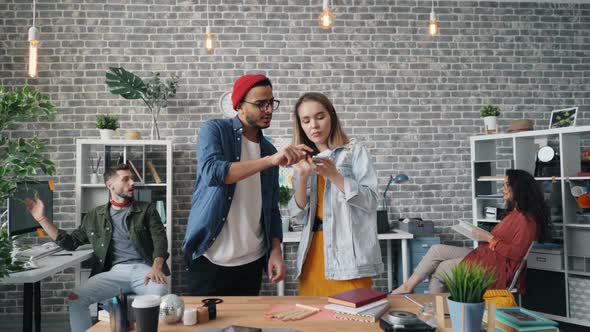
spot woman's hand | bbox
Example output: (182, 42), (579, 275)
(310, 157), (339, 179)
(292, 158), (313, 178)
(472, 228), (493, 242)
(311, 157), (345, 192)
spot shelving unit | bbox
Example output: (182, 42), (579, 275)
(75, 139), (173, 291)
(470, 125), (590, 327)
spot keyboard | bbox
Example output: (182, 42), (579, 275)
(15, 242), (63, 261)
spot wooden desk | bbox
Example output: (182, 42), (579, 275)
(88, 294), (443, 332)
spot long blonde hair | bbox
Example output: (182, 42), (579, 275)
(292, 92), (349, 155)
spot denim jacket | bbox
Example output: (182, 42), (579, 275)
(182, 116), (283, 263)
(288, 140), (384, 280)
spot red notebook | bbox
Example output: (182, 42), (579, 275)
(327, 288), (387, 308)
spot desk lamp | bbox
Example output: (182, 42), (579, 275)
(377, 174), (410, 233)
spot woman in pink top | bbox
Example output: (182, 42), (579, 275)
(391, 169), (551, 294)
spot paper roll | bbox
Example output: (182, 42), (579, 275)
(183, 307), (197, 325)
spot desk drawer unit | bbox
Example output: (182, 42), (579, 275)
(527, 248), (563, 271)
(398, 237), (441, 294)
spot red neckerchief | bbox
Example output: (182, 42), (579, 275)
(110, 199), (132, 208)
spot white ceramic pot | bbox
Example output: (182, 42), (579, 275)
(99, 129), (115, 140)
(483, 116), (497, 133)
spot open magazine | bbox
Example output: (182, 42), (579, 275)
(452, 220), (486, 241)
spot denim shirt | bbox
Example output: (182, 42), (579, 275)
(288, 140), (384, 280)
(182, 116), (282, 263)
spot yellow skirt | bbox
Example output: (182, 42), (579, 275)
(298, 230), (372, 296)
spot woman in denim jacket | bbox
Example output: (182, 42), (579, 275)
(288, 92), (384, 296)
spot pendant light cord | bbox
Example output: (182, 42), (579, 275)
(206, 0), (210, 28)
(32, 0), (36, 27)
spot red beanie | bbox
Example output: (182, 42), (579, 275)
(231, 74), (270, 110)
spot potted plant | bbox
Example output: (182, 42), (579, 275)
(105, 67), (178, 140)
(96, 114), (119, 140)
(480, 104), (501, 134)
(0, 86), (56, 280)
(442, 262), (496, 332)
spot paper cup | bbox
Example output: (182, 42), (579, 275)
(132, 295), (161, 332)
(183, 307), (197, 325)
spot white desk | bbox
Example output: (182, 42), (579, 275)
(278, 229), (413, 295)
(0, 249), (94, 332)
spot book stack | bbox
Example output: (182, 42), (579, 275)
(484, 307), (558, 332)
(326, 288), (390, 323)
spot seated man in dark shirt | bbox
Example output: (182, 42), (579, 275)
(25, 164), (169, 332)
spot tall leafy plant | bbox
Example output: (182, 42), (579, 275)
(105, 67), (178, 140)
(0, 86), (56, 279)
(442, 262), (496, 303)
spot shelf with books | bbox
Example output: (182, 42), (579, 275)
(471, 125), (590, 327)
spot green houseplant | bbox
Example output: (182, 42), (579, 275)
(96, 114), (119, 140)
(480, 105), (501, 134)
(0, 86), (56, 280)
(442, 262), (496, 332)
(105, 67), (178, 140)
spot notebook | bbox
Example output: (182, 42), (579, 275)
(333, 301), (391, 323)
(325, 298), (390, 314)
(327, 288), (387, 308)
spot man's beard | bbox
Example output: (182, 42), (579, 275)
(246, 114), (271, 130)
(118, 192), (134, 201)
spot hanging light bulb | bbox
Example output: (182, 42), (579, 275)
(203, 0), (214, 51)
(205, 26), (214, 51)
(319, 0), (334, 30)
(429, 11), (439, 36)
(28, 0), (39, 78)
(428, 1), (439, 36)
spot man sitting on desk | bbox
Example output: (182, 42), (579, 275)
(25, 163), (169, 332)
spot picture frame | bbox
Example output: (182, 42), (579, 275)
(549, 107), (577, 129)
(495, 307), (557, 327)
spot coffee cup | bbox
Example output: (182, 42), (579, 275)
(132, 295), (161, 332)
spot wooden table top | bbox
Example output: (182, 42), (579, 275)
(87, 294), (447, 332)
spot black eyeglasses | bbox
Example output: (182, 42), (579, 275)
(242, 99), (281, 112)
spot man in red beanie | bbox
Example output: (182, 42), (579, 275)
(183, 74), (312, 295)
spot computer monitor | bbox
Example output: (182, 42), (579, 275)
(7, 181), (54, 236)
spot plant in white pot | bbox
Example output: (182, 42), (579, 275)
(96, 114), (119, 140)
(480, 105), (501, 134)
(442, 262), (496, 332)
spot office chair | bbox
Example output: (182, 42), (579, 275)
(507, 242), (535, 304)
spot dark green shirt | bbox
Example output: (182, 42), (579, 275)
(55, 201), (169, 276)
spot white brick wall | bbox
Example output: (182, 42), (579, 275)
(0, 0), (588, 315)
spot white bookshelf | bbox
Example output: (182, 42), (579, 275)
(75, 139), (173, 291)
(470, 125), (590, 326)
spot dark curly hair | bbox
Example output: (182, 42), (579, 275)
(505, 169), (551, 242)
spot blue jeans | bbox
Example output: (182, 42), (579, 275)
(68, 263), (168, 332)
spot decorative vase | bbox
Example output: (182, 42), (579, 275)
(150, 117), (160, 140)
(90, 173), (99, 184)
(99, 129), (115, 140)
(483, 116), (498, 134)
(447, 298), (485, 332)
